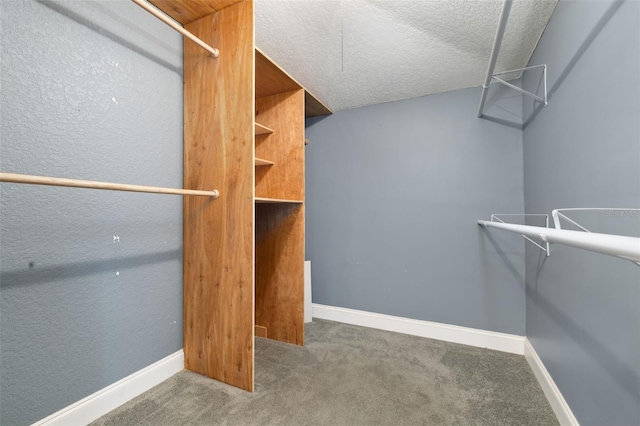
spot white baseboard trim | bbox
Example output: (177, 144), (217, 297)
(312, 304), (525, 355)
(524, 338), (579, 426)
(33, 350), (184, 426)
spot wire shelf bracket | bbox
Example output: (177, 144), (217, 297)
(552, 208), (640, 266)
(491, 64), (548, 106)
(552, 208), (640, 231)
(479, 209), (640, 264)
(490, 214), (550, 256)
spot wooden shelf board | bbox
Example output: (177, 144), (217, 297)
(149, 0), (242, 25)
(254, 197), (303, 204)
(255, 48), (301, 99)
(255, 48), (332, 118)
(254, 157), (274, 166)
(255, 122), (274, 135)
(305, 90), (332, 118)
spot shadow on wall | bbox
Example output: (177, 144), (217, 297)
(527, 253), (640, 401)
(480, 226), (525, 285)
(522, 0), (624, 129)
(0, 249), (181, 288)
(306, 114), (332, 127)
(480, 0), (623, 130)
(482, 92), (525, 130)
(481, 74), (529, 130)
(36, 0), (182, 75)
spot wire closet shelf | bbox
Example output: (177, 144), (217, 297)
(478, 208), (640, 265)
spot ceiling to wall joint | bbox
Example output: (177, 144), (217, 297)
(256, 0), (558, 112)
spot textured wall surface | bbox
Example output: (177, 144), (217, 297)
(522, 1), (640, 424)
(306, 87), (526, 335)
(0, 1), (183, 424)
(256, 0), (557, 111)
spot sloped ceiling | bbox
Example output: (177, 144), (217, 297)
(256, 0), (557, 111)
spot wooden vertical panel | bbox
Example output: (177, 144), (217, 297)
(255, 90), (305, 200)
(183, 0), (254, 392)
(255, 203), (305, 345)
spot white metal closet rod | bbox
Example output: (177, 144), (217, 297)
(478, 220), (640, 263)
(131, 0), (219, 58)
(0, 173), (219, 198)
(477, 0), (513, 117)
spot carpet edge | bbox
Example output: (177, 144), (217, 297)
(312, 303), (525, 354)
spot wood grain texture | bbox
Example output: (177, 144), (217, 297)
(182, 0), (255, 392)
(255, 48), (331, 117)
(304, 91), (332, 118)
(255, 203), (305, 345)
(254, 325), (267, 338)
(150, 0), (242, 24)
(254, 122), (274, 135)
(255, 90), (305, 201)
(255, 49), (301, 99)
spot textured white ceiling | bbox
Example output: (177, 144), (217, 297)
(256, 0), (557, 111)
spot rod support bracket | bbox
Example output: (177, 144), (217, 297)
(490, 214), (550, 256)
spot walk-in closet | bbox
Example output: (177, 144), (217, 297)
(1, 1), (638, 425)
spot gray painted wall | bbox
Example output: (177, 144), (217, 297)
(306, 87), (526, 335)
(0, 1), (183, 424)
(522, 1), (640, 424)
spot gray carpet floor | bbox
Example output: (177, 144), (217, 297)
(93, 319), (558, 425)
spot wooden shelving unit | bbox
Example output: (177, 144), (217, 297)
(254, 48), (306, 347)
(150, 0), (331, 394)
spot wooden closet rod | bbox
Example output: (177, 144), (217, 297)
(0, 173), (219, 198)
(131, 0), (220, 58)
